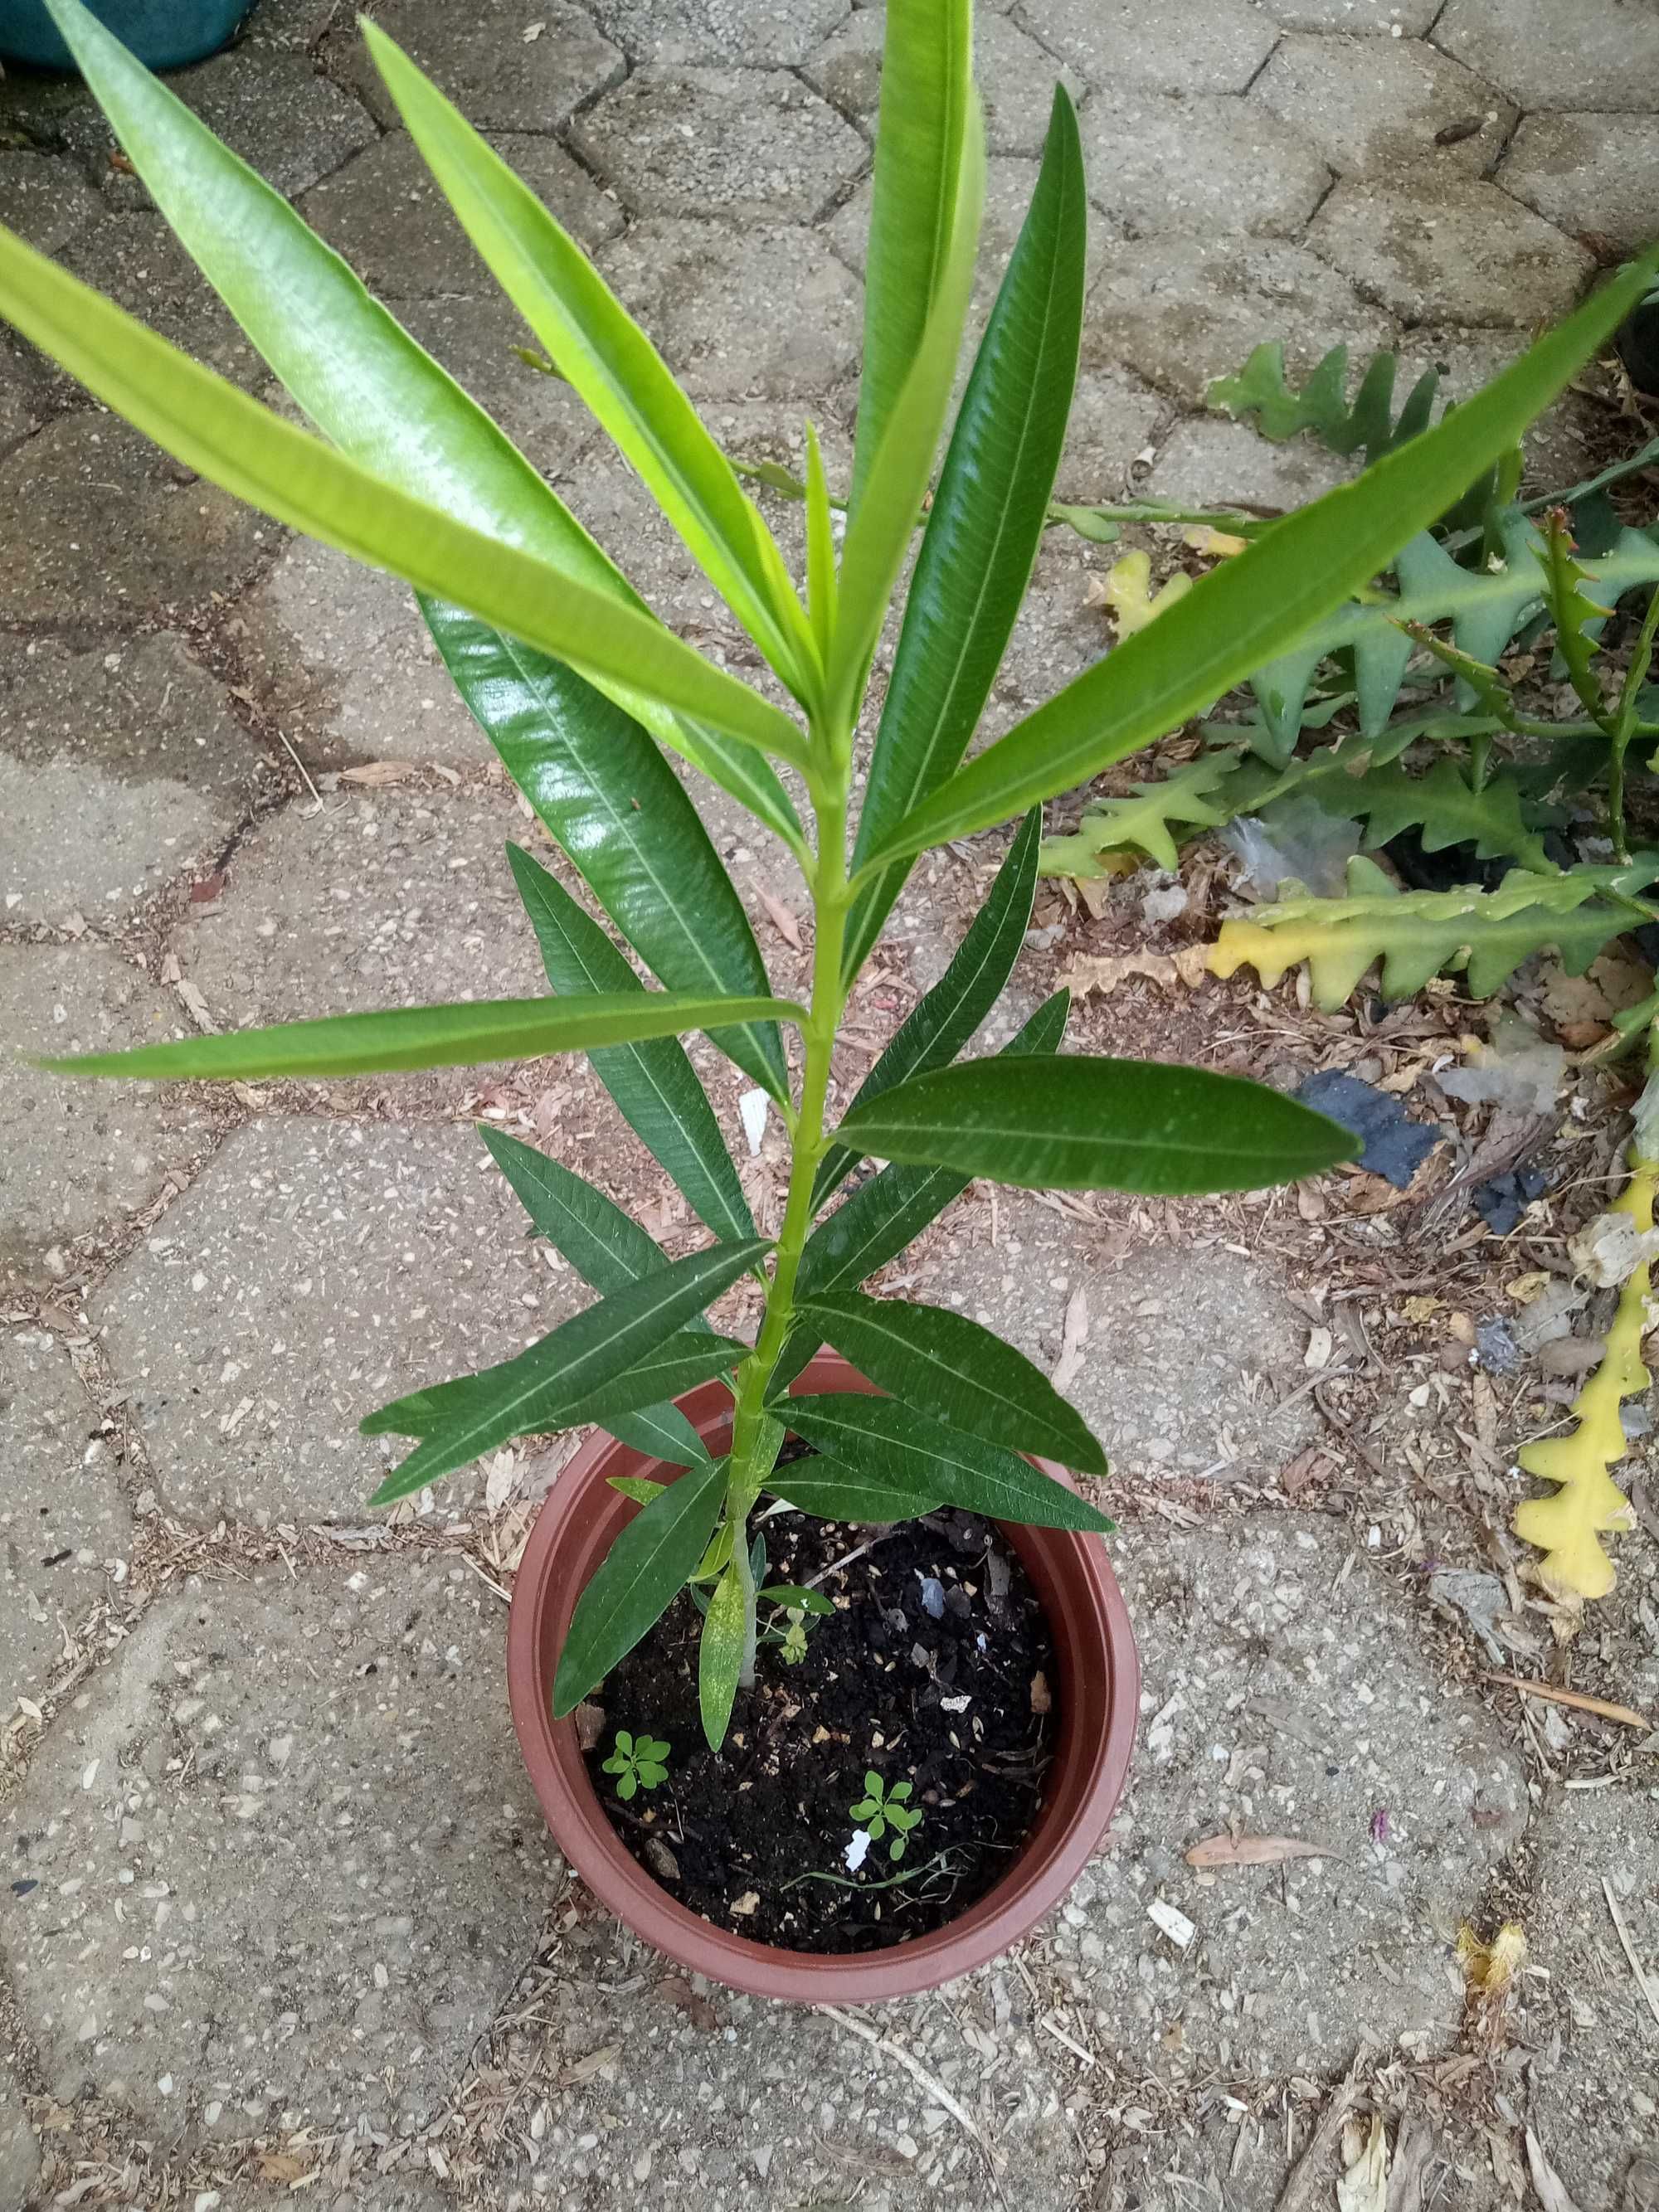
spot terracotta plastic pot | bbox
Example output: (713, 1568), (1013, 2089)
(507, 1351), (1139, 2001)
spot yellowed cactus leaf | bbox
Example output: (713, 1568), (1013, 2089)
(1090, 550), (1192, 641)
(1512, 1160), (1652, 1600)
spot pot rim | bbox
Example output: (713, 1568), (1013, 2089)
(506, 1352), (1139, 2002)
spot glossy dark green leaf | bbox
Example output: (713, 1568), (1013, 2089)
(758, 1583), (835, 1616)
(814, 809), (1040, 1209)
(767, 1455), (943, 1524)
(601, 1403), (713, 1467)
(795, 1289), (1107, 1475)
(851, 0), (975, 514)
(864, 245), (1659, 866)
(552, 1455), (727, 1715)
(365, 22), (818, 702)
(799, 989), (1068, 1296)
(426, 607), (797, 1087)
(40, 0), (805, 835)
(362, 1238), (765, 1499)
(845, 88), (1087, 977)
(784, 1394), (1112, 1532)
(478, 1125), (683, 1296)
(508, 844), (760, 1235)
(608, 1474), (669, 1504)
(41, 990), (804, 1084)
(698, 1559), (748, 1749)
(834, 1055), (1355, 1195)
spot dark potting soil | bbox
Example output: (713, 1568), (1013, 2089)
(583, 1497), (1058, 1953)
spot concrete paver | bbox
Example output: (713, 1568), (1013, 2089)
(582, 0), (850, 66)
(1501, 113), (1659, 258)
(1078, 88), (1332, 238)
(1017, 0), (1277, 95)
(55, 213), (265, 391)
(0, 146), (102, 255)
(1309, 173), (1597, 326)
(325, 0), (625, 133)
(1251, 31), (1516, 177)
(1433, 0), (1659, 112)
(804, 6), (1083, 157)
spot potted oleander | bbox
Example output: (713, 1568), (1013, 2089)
(9, 0), (1655, 1996)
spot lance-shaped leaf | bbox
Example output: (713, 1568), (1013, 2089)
(363, 1237), (766, 1499)
(698, 1559), (748, 1749)
(795, 1288), (1107, 1474)
(830, 104), (984, 727)
(41, 990), (805, 1083)
(365, 21), (818, 701)
(852, 0), (975, 514)
(860, 246), (1659, 864)
(427, 610), (797, 1091)
(508, 844), (760, 1237)
(815, 808), (1040, 1209)
(767, 1455), (945, 1524)
(40, 0), (803, 842)
(0, 231), (810, 771)
(602, 1403), (713, 1468)
(784, 1394), (1112, 1532)
(845, 85), (1087, 978)
(833, 1053), (1354, 1197)
(552, 1455), (727, 1715)
(799, 987), (1069, 1296)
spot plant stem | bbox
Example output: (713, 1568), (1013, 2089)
(723, 746), (853, 1685)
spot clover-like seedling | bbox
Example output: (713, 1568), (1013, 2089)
(779, 1609), (810, 1664)
(602, 1729), (671, 1802)
(849, 1770), (924, 1862)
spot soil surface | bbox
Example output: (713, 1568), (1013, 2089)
(585, 1493), (1058, 1953)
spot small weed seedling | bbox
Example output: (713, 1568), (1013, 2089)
(850, 1771), (924, 1862)
(759, 1582), (832, 1665)
(602, 1730), (671, 1802)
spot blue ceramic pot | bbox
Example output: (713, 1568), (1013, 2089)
(0, 0), (255, 70)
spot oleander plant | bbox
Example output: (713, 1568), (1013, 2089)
(10, 0), (1657, 1746)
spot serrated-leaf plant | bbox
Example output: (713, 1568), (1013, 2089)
(12, 0), (1657, 1752)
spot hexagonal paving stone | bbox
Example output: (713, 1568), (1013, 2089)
(581, 0), (848, 65)
(233, 538), (501, 768)
(0, 148), (102, 254)
(169, 786), (547, 1057)
(1079, 90), (1331, 238)
(1011, 0), (1277, 95)
(327, 0), (623, 133)
(296, 132), (622, 300)
(1523, 1781), (1659, 2207)
(1502, 114), (1659, 259)
(1258, 0), (1438, 25)
(0, 336), (53, 460)
(1388, 325), (1598, 493)
(0, 944), (207, 1287)
(0, 1330), (131, 1712)
(52, 216), (263, 392)
(121, 47), (374, 202)
(1146, 414), (1352, 511)
(0, 416), (270, 630)
(1058, 1516), (1529, 2074)
(0, 632), (265, 929)
(1252, 32), (1516, 178)
(803, 7), (1082, 158)
(90, 1118), (573, 1526)
(1053, 364), (1165, 503)
(0, 1556), (559, 2137)
(571, 68), (865, 224)
(1083, 236), (1394, 406)
(1310, 174), (1594, 326)
(1434, 0), (1659, 112)
(597, 220), (861, 399)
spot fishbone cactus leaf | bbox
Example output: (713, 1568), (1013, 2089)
(1207, 343), (1443, 466)
(1306, 757), (1553, 872)
(1513, 1159), (1652, 1599)
(1040, 755), (1240, 874)
(1209, 854), (1648, 1010)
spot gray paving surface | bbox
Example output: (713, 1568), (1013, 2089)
(0, 0), (1656, 2205)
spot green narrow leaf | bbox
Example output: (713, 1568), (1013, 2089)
(845, 85), (1088, 978)
(830, 104), (985, 727)
(852, 0), (975, 514)
(602, 1404), (713, 1468)
(507, 844), (760, 1237)
(363, 20), (819, 702)
(758, 1584), (835, 1616)
(834, 1054), (1355, 1197)
(784, 1394), (1112, 1533)
(609, 1474), (669, 1504)
(798, 987), (1068, 1295)
(767, 1454), (943, 1524)
(40, 0), (804, 845)
(864, 245), (1659, 864)
(698, 1559), (748, 1750)
(41, 991), (805, 1083)
(363, 1236), (765, 1498)
(0, 231), (810, 770)
(815, 809), (1041, 1208)
(805, 420), (839, 664)
(478, 1125), (688, 1296)
(426, 609), (796, 1089)
(795, 1288), (1107, 1475)
(552, 1456), (727, 1716)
